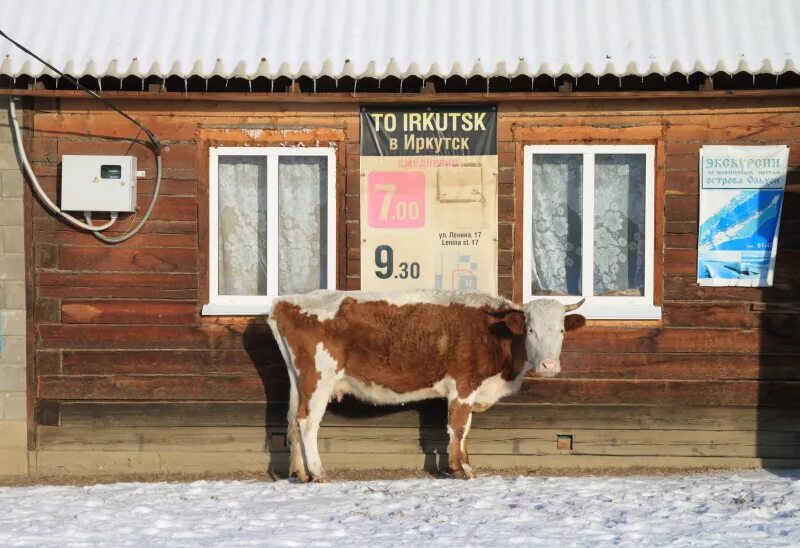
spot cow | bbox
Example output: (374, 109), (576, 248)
(267, 289), (585, 482)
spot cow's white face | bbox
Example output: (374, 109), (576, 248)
(524, 299), (585, 377)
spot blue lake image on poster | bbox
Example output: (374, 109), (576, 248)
(697, 190), (783, 283)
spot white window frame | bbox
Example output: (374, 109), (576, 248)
(202, 146), (337, 316)
(523, 144), (660, 320)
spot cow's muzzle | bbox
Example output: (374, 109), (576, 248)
(534, 359), (561, 377)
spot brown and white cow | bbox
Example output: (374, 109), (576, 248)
(267, 289), (585, 482)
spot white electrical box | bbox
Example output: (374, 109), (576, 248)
(60, 155), (137, 213)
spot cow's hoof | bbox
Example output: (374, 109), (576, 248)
(311, 475), (331, 484)
(290, 470), (310, 483)
(449, 465), (476, 480)
(462, 464), (476, 480)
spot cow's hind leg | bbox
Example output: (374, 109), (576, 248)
(447, 399), (476, 480)
(286, 368), (309, 482)
(298, 388), (332, 483)
(297, 343), (338, 483)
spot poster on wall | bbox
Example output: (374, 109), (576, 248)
(697, 145), (789, 287)
(360, 106), (498, 293)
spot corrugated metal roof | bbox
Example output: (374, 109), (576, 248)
(0, 0), (797, 80)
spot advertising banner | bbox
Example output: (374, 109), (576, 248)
(360, 106), (498, 292)
(697, 145), (789, 287)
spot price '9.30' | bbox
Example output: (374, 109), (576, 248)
(374, 244), (420, 280)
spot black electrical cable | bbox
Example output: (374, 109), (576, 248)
(1, 27), (163, 243)
(0, 28), (161, 152)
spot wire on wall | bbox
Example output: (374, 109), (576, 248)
(0, 28), (162, 244)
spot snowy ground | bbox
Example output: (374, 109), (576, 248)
(1, 470), (799, 547)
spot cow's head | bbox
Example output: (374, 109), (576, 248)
(523, 299), (586, 377)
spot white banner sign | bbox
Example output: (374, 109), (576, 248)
(360, 106), (498, 293)
(697, 145), (789, 287)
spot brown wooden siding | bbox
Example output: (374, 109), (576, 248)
(25, 93), (800, 416)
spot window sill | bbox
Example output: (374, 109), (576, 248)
(576, 303), (662, 320)
(527, 296), (662, 320)
(201, 302), (274, 316)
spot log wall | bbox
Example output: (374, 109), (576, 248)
(22, 91), (800, 471)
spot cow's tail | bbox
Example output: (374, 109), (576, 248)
(268, 313), (307, 480)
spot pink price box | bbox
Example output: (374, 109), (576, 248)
(367, 171), (426, 228)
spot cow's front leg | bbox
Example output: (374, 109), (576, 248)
(447, 400), (476, 480)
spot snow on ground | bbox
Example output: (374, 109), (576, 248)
(1, 470), (799, 547)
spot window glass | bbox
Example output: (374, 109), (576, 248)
(593, 154), (646, 296)
(278, 156), (328, 294)
(530, 154), (583, 295)
(217, 156), (268, 295)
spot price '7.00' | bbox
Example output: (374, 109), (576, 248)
(367, 171), (426, 228)
(374, 245), (420, 280)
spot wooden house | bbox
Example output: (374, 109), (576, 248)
(0, 0), (798, 477)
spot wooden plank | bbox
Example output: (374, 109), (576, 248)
(33, 196), (196, 224)
(57, 141), (197, 172)
(61, 300), (198, 325)
(515, 378), (800, 407)
(664, 233), (697, 249)
(37, 374), (281, 400)
(34, 425), (800, 459)
(33, 218), (199, 236)
(39, 232), (197, 249)
(44, 401), (800, 432)
(137, 178), (198, 197)
(662, 302), (755, 328)
(664, 171), (698, 196)
(37, 322), (275, 351)
(29, 448), (800, 477)
(147, 195), (198, 222)
(34, 113), (200, 142)
(37, 272), (197, 300)
(37, 324), (211, 349)
(569, 325), (800, 355)
(665, 275), (800, 301)
(664, 142), (699, 171)
(665, 123), (800, 142)
(665, 195), (698, 222)
(560, 352), (800, 381)
(665, 221), (697, 234)
(38, 285), (198, 300)
(58, 246), (197, 273)
(664, 304), (800, 335)
(566, 327), (759, 354)
(60, 348), (285, 375)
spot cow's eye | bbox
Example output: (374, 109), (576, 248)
(560, 329), (565, 334)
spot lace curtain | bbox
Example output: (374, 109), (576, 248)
(530, 153), (645, 297)
(530, 154), (583, 295)
(217, 155), (327, 296)
(593, 154), (645, 296)
(278, 156), (328, 294)
(218, 156), (268, 295)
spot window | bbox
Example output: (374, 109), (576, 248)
(203, 147), (336, 315)
(523, 145), (660, 319)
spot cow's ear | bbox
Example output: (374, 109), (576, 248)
(503, 310), (526, 335)
(486, 309), (525, 336)
(564, 314), (586, 331)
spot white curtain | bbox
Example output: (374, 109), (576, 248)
(217, 155), (328, 296)
(593, 154), (646, 296)
(530, 154), (583, 295)
(278, 156), (328, 294)
(218, 156), (268, 295)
